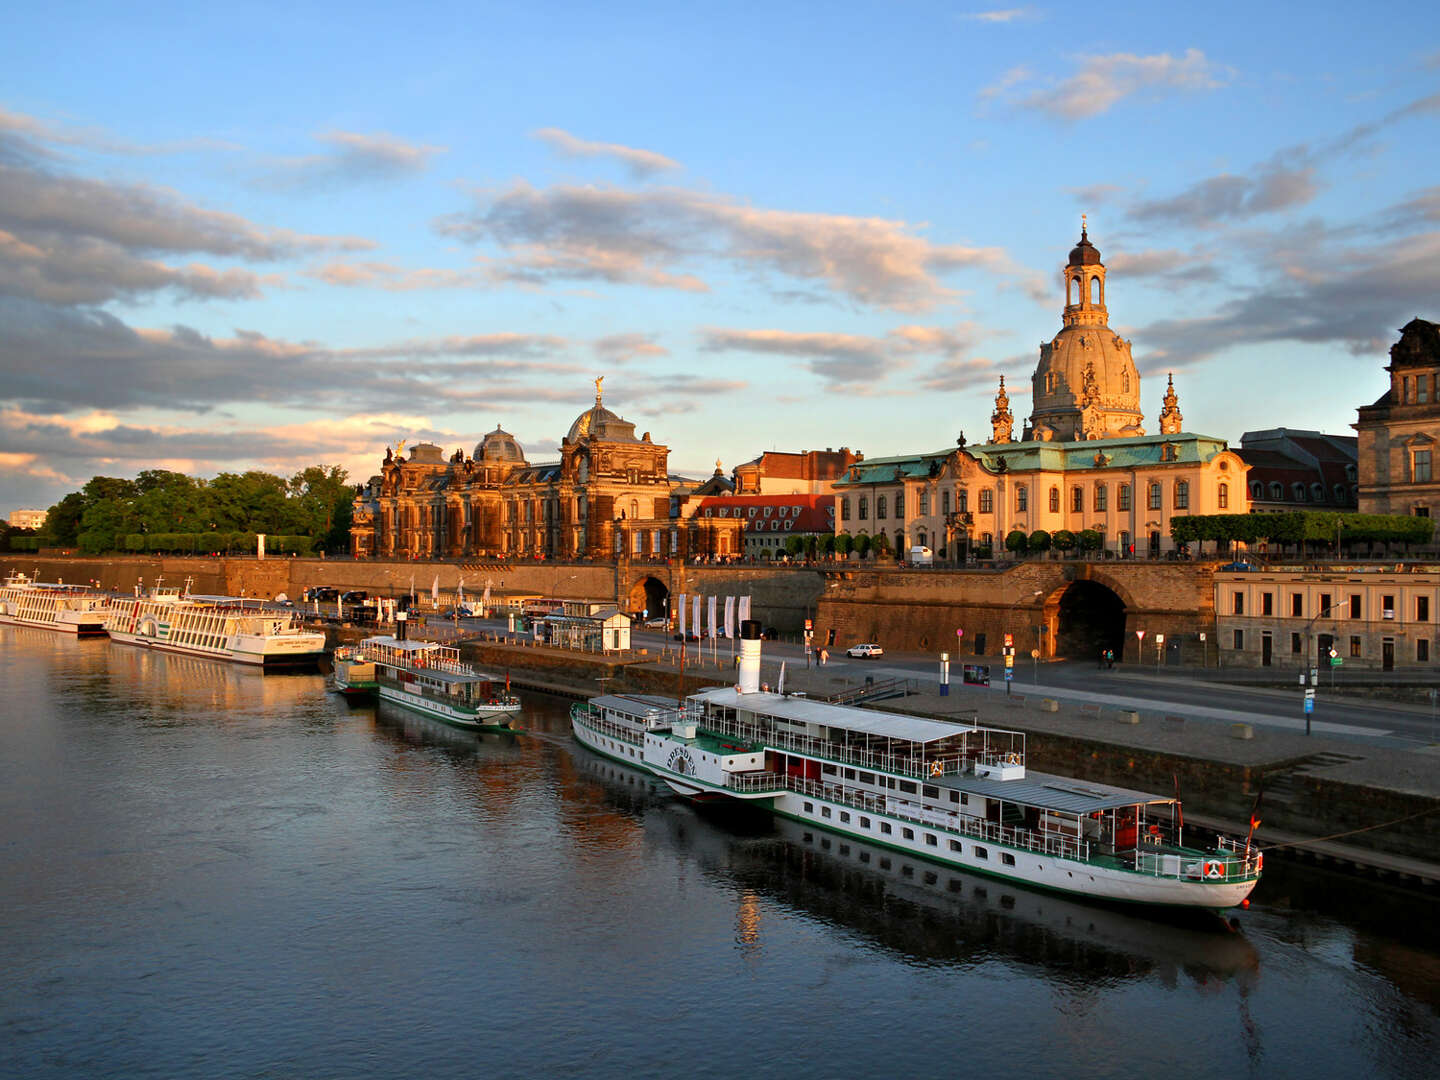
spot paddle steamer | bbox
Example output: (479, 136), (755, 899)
(102, 579), (326, 666)
(572, 622), (1262, 910)
(0, 571), (110, 635)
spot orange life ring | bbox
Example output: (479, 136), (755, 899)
(929, 761), (943, 778)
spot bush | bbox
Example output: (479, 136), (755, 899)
(1052, 529), (1076, 552)
(1076, 528), (1103, 552)
(1005, 530), (1028, 555)
(1028, 529), (1052, 552)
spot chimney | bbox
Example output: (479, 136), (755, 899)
(396, 611), (408, 641)
(737, 619), (762, 693)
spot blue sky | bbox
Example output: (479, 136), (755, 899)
(3, 1), (1438, 514)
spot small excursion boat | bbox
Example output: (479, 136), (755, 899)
(573, 621), (1262, 911)
(360, 613), (520, 731)
(0, 571), (110, 635)
(331, 642), (380, 700)
(102, 578), (327, 666)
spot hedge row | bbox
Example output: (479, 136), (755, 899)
(120, 532), (317, 555)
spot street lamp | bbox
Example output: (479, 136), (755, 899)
(1303, 597), (1351, 736)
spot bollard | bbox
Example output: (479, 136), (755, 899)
(1230, 722), (1254, 740)
(1115, 711), (1140, 724)
(1040, 698), (1059, 712)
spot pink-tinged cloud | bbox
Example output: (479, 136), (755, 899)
(986, 49), (1229, 120)
(532, 128), (681, 178)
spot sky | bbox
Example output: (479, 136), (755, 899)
(3, 1), (1438, 516)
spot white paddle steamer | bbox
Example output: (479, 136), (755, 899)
(0, 571), (110, 635)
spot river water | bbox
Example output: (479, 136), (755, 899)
(2, 627), (1438, 1079)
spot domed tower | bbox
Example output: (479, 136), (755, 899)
(1023, 219), (1145, 442)
(474, 425), (527, 465)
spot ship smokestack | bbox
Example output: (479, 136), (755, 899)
(396, 611), (407, 641)
(737, 619), (762, 693)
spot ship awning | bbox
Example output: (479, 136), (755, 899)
(695, 688), (972, 745)
(935, 770), (1175, 814)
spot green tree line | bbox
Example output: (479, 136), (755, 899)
(1169, 511), (1434, 556)
(38, 467), (354, 556)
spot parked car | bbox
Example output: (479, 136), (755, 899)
(673, 631), (704, 641)
(341, 590), (369, 604)
(846, 643), (884, 658)
(1219, 561), (1255, 572)
(306, 586), (340, 602)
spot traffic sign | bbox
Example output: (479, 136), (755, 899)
(1005, 654), (1014, 668)
(1135, 630), (1146, 642)
(1304, 695), (1315, 715)
(1004, 668), (1013, 681)
(1004, 633), (1013, 648)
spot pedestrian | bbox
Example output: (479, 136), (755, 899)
(1106, 649), (1114, 669)
(1099, 648), (1106, 670)
(819, 648), (828, 667)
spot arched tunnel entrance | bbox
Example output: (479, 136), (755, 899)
(1054, 580), (1127, 660)
(627, 576), (670, 622)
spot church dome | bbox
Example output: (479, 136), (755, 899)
(475, 425), (526, 463)
(1068, 226), (1101, 267)
(566, 403), (622, 443)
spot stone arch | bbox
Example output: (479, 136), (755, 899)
(627, 576), (669, 621)
(1051, 579), (1128, 660)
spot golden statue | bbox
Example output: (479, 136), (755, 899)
(594, 375), (604, 404)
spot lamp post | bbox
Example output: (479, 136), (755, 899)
(1006, 589), (1043, 693)
(1304, 597), (1350, 736)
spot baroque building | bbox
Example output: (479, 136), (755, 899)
(349, 381), (674, 560)
(1355, 318), (1440, 519)
(833, 225), (1249, 559)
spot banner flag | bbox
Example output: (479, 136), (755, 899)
(724, 596), (735, 638)
(707, 595), (718, 639)
(692, 594), (701, 638)
(678, 593), (687, 637)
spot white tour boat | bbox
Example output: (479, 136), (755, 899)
(575, 622), (1262, 911)
(0, 571), (110, 635)
(358, 615), (520, 731)
(102, 579), (327, 666)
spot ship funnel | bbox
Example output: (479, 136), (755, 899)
(396, 611), (408, 641)
(737, 619), (762, 693)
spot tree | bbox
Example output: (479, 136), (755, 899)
(1052, 529), (1077, 554)
(1076, 528), (1103, 554)
(1005, 529), (1028, 556)
(785, 535), (805, 558)
(834, 533), (853, 557)
(1028, 529), (1052, 553)
(853, 533), (873, 558)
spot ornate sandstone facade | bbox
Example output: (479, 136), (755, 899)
(349, 382), (674, 560)
(1355, 318), (1440, 519)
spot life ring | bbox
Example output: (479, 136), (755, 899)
(1202, 859), (1226, 880)
(1005, 753), (1021, 766)
(929, 761), (943, 778)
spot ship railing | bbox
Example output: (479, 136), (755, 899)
(725, 771), (789, 793)
(1127, 836), (1261, 880)
(570, 705), (645, 746)
(687, 710), (947, 781)
(782, 777), (1088, 862)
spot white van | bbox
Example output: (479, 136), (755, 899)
(909, 546), (934, 566)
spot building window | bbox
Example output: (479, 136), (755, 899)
(1382, 595), (1395, 620)
(895, 492), (904, 518)
(1233, 591), (1244, 615)
(1095, 483), (1107, 511)
(1016, 485), (1028, 512)
(1422, 379), (1432, 405)
(979, 489), (994, 514)
(1049, 487), (1060, 513)
(876, 496), (887, 520)
(1319, 592), (1332, 618)
(1270, 482), (1283, 500)
(1350, 635), (1362, 657)
(1291, 632), (1302, 653)
(1415, 449), (1432, 483)
(1233, 629), (1244, 650)
(1071, 486), (1083, 513)
(1218, 482), (1229, 509)
(1174, 480), (1190, 509)
(1148, 482), (1162, 510)
(859, 497), (868, 521)
(1251, 482), (1263, 499)
(841, 497), (850, 521)
(1262, 592), (1273, 616)
(1419, 597), (1430, 622)
(1118, 484), (1131, 511)
(941, 490), (950, 515)
(1420, 639), (1431, 662)
(1350, 594), (1362, 620)
(1292, 594), (1303, 617)
(919, 491), (929, 515)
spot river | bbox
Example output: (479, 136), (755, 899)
(1, 626), (1437, 1079)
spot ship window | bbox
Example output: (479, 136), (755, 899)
(949, 791), (960, 803)
(858, 771), (874, 785)
(899, 827), (915, 840)
(880, 822), (892, 835)
(821, 807), (832, 818)
(822, 764), (837, 775)
(974, 846), (988, 860)
(879, 857), (891, 870)
(898, 781), (917, 794)
(949, 839), (962, 852)
(839, 811), (850, 824)
(923, 785), (939, 798)
(804, 802), (813, 813)
(859, 817), (871, 829)
(925, 834), (938, 847)
(843, 768), (856, 779)
(1002, 853), (1016, 866)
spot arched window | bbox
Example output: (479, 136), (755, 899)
(941, 490), (950, 515)
(1311, 482), (1325, 501)
(1292, 482), (1306, 502)
(1269, 482), (1283, 499)
(919, 490), (929, 515)
(1251, 482), (1263, 499)
(957, 488), (969, 513)
(630, 499), (639, 519)
(918, 530), (927, 547)
(895, 492), (904, 518)
(1045, 372), (1056, 394)
(1218, 482), (1229, 509)
(1071, 486), (1084, 513)
(841, 497), (850, 521)
(1122, 370), (1130, 394)
(1049, 486), (1060, 513)
(1091, 275), (1101, 305)
(1016, 485), (1028, 512)
(979, 488), (994, 514)
(859, 497), (869, 520)
(876, 495), (887, 520)
(1118, 484), (1131, 511)
(1148, 482), (1162, 510)
(1094, 483), (1107, 511)
(1334, 483), (1346, 503)
(1174, 480), (1189, 509)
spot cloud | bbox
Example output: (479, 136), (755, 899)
(439, 182), (1016, 309)
(1105, 246), (1220, 284)
(987, 49), (1229, 120)
(1130, 160), (1319, 225)
(532, 128), (681, 178)
(698, 323), (982, 387)
(960, 8), (1035, 24)
(261, 130), (446, 189)
(306, 259), (479, 290)
(592, 332), (668, 363)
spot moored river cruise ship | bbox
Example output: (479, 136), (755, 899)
(572, 624), (1262, 911)
(345, 618), (520, 731)
(102, 580), (326, 666)
(0, 571), (110, 635)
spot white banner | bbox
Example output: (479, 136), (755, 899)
(692, 594), (701, 637)
(707, 595), (717, 639)
(431, 575), (440, 606)
(724, 596), (735, 638)
(678, 593), (687, 637)
(738, 595), (751, 625)
(482, 582), (491, 610)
